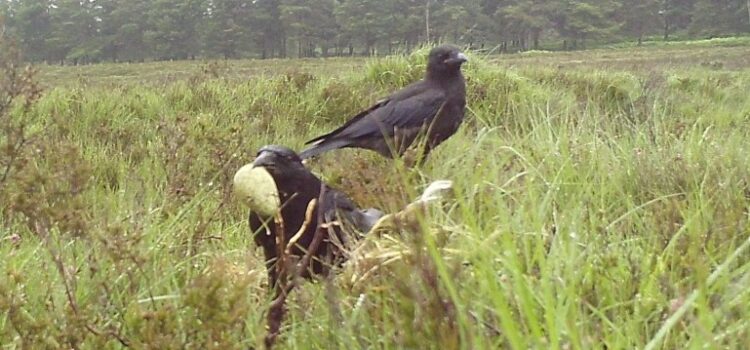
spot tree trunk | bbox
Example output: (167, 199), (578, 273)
(747, 0), (750, 29)
(532, 29), (540, 50)
(425, 0), (431, 42)
(661, 0), (670, 41)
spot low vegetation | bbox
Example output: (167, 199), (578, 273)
(2, 41), (750, 349)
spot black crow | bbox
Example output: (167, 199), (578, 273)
(234, 145), (382, 287)
(299, 44), (468, 161)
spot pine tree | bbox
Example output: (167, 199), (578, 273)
(618, 0), (660, 44)
(14, 0), (51, 62)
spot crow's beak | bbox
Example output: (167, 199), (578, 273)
(445, 51), (468, 65)
(252, 152), (275, 168)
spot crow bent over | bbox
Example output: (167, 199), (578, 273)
(236, 145), (382, 287)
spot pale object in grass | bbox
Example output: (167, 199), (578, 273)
(233, 163), (280, 216)
(417, 180), (453, 203)
(344, 180), (456, 290)
(368, 180), (454, 233)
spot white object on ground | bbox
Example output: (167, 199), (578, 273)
(233, 163), (280, 216)
(418, 180), (453, 203)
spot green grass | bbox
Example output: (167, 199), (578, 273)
(37, 57), (367, 88)
(607, 35), (750, 49)
(2, 43), (750, 349)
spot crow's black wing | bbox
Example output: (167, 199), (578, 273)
(304, 98), (390, 146)
(300, 81), (447, 159)
(320, 186), (358, 224)
(319, 185), (381, 247)
(333, 87), (446, 141)
(298, 98), (392, 159)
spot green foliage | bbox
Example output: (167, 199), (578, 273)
(145, 0), (204, 60)
(280, 0), (338, 57)
(364, 45), (430, 87)
(11, 0), (51, 61)
(617, 0), (661, 44)
(100, 0), (151, 62)
(2, 40), (750, 348)
(334, 0), (393, 55)
(689, 0), (750, 37)
(2, 0), (749, 62)
(200, 0), (252, 59)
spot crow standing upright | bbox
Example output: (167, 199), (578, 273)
(299, 45), (468, 161)
(235, 145), (382, 287)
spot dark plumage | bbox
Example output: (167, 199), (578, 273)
(299, 44), (468, 161)
(247, 145), (382, 287)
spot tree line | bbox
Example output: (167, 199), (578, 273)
(1, 0), (749, 64)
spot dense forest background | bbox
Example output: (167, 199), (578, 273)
(1, 0), (749, 64)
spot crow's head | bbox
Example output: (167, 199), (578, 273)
(233, 145), (309, 216)
(426, 44), (468, 77)
(251, 145), (306, 178)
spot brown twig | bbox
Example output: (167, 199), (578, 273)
(294, 183), (328, 285)
(285, 199), (318, 256)
(264, 183), (329, 349)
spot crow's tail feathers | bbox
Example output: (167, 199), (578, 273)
(299, 139), (350, 159)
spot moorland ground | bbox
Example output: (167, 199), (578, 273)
(2, 40), (750, 349)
